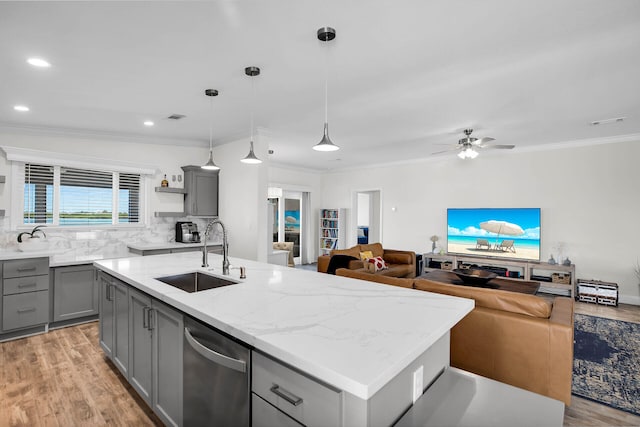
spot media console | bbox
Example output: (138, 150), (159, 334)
(423, 253), (576, 298)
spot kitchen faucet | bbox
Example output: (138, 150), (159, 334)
(202, 219), (230, 275)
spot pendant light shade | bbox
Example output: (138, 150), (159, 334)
(202, 89), (220, 171)
(313, 27), (340, 152)
(241, 66), (262, 164)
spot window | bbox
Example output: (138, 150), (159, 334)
(22, 163), (142, 227)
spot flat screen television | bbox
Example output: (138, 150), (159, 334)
(447, 208), (541, 261)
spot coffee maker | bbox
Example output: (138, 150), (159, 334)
(176, 221), (200, 243)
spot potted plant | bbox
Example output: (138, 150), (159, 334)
(17, 225), (49, 251)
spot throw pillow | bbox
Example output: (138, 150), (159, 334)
(368, 256), (388, 272)
(359, 250), (374, 260)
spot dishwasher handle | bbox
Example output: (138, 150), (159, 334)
(184, 327), (247, 373)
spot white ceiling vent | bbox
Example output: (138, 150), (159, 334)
(167, 114), (186, 120)
(590, 117), (625, 126)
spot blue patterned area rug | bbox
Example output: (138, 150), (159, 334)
(573, 313), (640, 416)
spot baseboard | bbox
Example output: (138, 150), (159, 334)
(619, 294), (640, 306)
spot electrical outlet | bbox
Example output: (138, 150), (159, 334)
(412, 365), (423, 403)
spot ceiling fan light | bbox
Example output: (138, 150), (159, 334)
(241, 141), (262, 164)
(201, 151), (220, 170)
(313, 123), (340, 151)
(468, 148), (479, 159)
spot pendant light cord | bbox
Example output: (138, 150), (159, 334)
(250, 74), (255, 143)
(324, 41), (329, 124)
(209, 96), (214, 153)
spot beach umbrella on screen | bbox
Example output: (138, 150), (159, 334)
(480, 220), (524, 247)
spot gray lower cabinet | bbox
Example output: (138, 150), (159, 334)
(252, 351), (342, 427)
(52, 265), (99, 322)
(252, 393), (303, 427)
(98, 272), (129, 377)
(182, 165), (219, 216)
(128, 288), (183, 427)
(1, 257), (50, 334)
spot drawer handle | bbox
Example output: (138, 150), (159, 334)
(270, 384), (303, 407)
(17, 267), (37, 272)
(18, 282), (37, 288)
(17, 307), (37, 314)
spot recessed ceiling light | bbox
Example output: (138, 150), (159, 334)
(590, 117), (625, 126)
(143, 121), (154, 126)
(27, 57), (51, 68)
(14, 105), (30, 112)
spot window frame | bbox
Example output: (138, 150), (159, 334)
(12, 161), (147, 230)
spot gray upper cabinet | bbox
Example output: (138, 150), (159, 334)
(52, 265), (99, 322)
(182, 165), (219, 217)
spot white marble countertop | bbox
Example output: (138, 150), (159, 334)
(127, 241), (222, 251)
(94, 252), (474, 400)
(0, 249), (134, 267)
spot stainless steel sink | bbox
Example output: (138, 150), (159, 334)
(155, 272), (239, 293)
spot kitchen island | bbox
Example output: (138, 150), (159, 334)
(94, 252), (474, 426)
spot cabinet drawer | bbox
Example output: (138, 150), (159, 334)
(252, 352), (341, 427)
(3, 258), (49, 278)
(252, 393), (303, 427)
(2, 290), (49, 331)
(3, 274), (49, 295)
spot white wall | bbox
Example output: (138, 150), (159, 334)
(319, 140), (640, 304)
(214, 135), (269, 262)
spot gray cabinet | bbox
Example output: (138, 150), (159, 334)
(98, 272), (129, 377)
(252, 351), (342, 427)
(128, 287), (183, 427)
(182, 165), (219, 217)
(52, 265), (99, 322)
(1, 257), (50, 334)
(252, 393), (303, 427)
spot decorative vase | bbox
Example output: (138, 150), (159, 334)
(548, 255), (556, 265)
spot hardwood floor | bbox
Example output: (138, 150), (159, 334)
(0, 321), (162, 427)
(1, 301), (639, 426)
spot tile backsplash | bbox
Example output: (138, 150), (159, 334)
(0, 216), (222, 257)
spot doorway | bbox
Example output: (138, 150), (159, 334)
(354, 190), (381, 246)
(269, 190), (309, 265)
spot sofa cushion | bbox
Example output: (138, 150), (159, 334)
(330, 246), (361, 259)
(336, 268), (414, 288)
(414, 278), (552, 319)
(383, 252), (412, 265)
(359, 250), (374, 260)
(367, 256), (388, 271)
(359, 243), (384, 258)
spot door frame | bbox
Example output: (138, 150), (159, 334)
(351, 189), (382, 248)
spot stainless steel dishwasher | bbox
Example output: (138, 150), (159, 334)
(183, 316), (251, 426)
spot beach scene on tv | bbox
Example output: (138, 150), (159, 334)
(447, 208), (541, 261)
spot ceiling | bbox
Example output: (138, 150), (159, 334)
(1, 0), (639, 171)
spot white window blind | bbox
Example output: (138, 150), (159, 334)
(119, 173), (140, 224)
(22, 163), (143, 227)
(24, 163), (54, 224)
(60, 167), (113, 226)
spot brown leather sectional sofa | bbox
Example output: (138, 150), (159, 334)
(317, 242), (416, 278)
(334, 268), (574, 406)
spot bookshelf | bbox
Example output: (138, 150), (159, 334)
(319, 208), (347, 256)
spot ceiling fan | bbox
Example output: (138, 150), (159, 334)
(432, 129), (515, 159)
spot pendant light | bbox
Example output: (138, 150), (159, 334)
(313, 27), (340, 152)
(202, 89), (220, 170)
(241, 66), (262, 164)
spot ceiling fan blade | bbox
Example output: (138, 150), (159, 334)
(483, 144), (515, 150)
(473, 137), (495, 145)
(431, 146), (461, 155)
